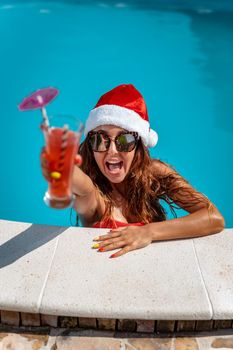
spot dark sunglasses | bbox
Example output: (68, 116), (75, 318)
(88, 131), (139, 152)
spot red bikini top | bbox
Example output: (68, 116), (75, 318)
(93, 219), (145, 229)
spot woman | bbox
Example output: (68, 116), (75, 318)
(71, 84), (225, 258)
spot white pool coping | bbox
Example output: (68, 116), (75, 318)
(0, 219), (232, 320)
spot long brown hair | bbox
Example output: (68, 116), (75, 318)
(78, 137), (212, 225)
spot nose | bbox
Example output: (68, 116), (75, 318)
(107, 139), (118, 154)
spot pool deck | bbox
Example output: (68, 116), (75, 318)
(0, 218), (233, 322)
(0, 219), (233, 348)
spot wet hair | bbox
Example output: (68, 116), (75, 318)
(77, 137), (212, 225)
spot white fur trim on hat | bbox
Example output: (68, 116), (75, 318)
(84, 104), (158, 148)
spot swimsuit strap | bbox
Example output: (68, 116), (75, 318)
(93, 219), (145, 229)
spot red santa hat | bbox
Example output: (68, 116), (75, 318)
(84, 84), (158, 148)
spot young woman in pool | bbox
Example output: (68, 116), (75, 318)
(71, 84), (225, 258)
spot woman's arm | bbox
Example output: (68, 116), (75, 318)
(147, 160), (225, 241)
(72, 163), (105, 227)
(147, 207), (224, 241)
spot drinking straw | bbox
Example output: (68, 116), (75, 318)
(36, 95), (50, 128)
(58, 124), (69, 171)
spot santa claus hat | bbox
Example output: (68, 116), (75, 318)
(84, 84), (158, 148)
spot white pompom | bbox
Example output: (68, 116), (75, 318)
(148, 129), (158, 147)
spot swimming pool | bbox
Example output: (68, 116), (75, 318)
(0, 1), (232, 227)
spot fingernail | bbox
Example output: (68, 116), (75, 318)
(91, 243), (99, 249)
(93, 236), (99, 241)
(109, 254), (116, 258)
(98, 247), (105, 252)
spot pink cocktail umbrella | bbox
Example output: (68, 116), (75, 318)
(18, 87), (59, 127)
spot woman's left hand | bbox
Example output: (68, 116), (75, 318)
(92, 225), (153, 258)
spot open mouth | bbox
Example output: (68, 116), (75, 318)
(106, 161), (123, 173)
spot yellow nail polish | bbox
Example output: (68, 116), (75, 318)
(92, 243), (99, 249)
(93, 236), (99, 241)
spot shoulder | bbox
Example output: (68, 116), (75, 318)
(150, 158), (176, 177)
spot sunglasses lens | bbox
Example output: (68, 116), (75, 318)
(89, 133), (109, 151)
(89, 132), (138, 152)
(116, 133), (137, 152)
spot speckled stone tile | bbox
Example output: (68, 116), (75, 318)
(195, 329), (233, 349)
(1, 329), (233, 350)
(174, 337), (199, 350)
(0, 331), (49, 349)
(40, 226), (212, 319)
(126, 337), (172, 350)
(55, 336), (122, 350)
(0, 219), (67, 313)
(50, 329), (118, 350)
(193, 229), (233, 319)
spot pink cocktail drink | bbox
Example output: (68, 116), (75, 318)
(43, 127), (79, 208)
(41, 113), (83, 209)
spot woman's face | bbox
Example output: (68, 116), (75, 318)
(91, 125), (136, 184)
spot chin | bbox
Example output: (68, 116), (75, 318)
(106, 174), (126, 184)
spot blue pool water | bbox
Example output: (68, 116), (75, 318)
(0, 1), (232, 227)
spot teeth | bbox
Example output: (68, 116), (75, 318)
(106, 161), (122, 171)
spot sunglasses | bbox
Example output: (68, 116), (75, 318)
(88, 131), (139, 152)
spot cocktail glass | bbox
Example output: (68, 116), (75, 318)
(18, 87), (83, 209)
(42, 115), (83, 209)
